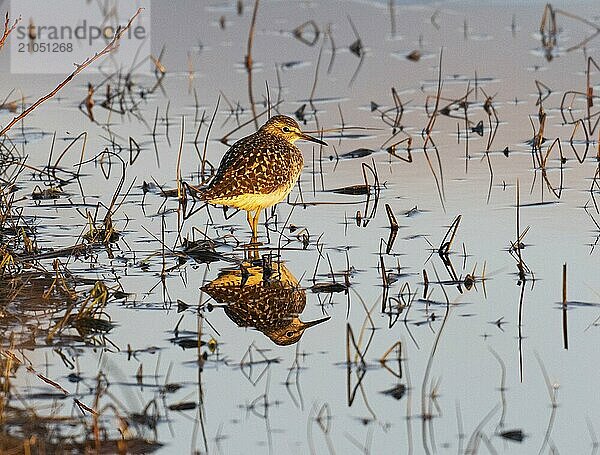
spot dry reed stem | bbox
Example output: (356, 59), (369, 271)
(0, 8), (143, 137)
(0, 12), (20, 52)
(245, 0), (260, 130)
(562, 263), (568, 349)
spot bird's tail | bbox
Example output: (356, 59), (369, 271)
(186, 182), (209, 201)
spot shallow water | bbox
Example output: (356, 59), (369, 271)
(2, 0), (600, 453)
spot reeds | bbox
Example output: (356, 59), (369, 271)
(0, 8), (143, 137)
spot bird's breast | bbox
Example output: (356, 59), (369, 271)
(208, 185), (296, 211)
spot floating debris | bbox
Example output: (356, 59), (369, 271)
(380, 383), (407, 400)
(340, 148), (375, 159)
(406, 50), (421, 61)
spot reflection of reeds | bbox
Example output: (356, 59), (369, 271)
(560, 58), (600, 135)
(510, 180), (532, 284)
(568, 119), (590, 164)
(347, 16), (365, 86)
(535, 351), (560, 454)
(0, 253), (156, 453)
(541, 4), (600, 55)
(422, 50), (446, 210)
(387, 1), (397, 37)
(0, 355), (162, 453)
(540, 4), (557, 60)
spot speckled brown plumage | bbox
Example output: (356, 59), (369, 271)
(203, 116), (304, 201)
(202, 262), (329, 345)
(198, 115), (327, 242)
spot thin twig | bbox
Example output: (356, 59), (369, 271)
(0, 12), (20, 52)
(245, 0), (260, 130)
(0, 8), (143, 137)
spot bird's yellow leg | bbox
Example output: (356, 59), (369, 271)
(246, 210), (253, 235)
(252, 210), (261, 244)
(243, 210), (257, 260)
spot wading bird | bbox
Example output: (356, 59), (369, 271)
(198, 115), (327, 243)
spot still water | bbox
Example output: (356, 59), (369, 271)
(1, 0), (600, 453)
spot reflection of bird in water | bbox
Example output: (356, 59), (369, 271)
(196, 115), (327, 243)
(202, 261), (329, 345)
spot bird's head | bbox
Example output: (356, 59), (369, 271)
(264, 316), (330, 346)
(260, 115), (327, 146)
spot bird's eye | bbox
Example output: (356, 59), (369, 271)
(286, 331), (294, 337)
(282, 126), (291, 133)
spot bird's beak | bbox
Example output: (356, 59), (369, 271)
(298, 132), (328, 146)
(302, 316), (331, 329)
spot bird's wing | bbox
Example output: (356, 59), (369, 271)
(203, 136), (300, 199)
